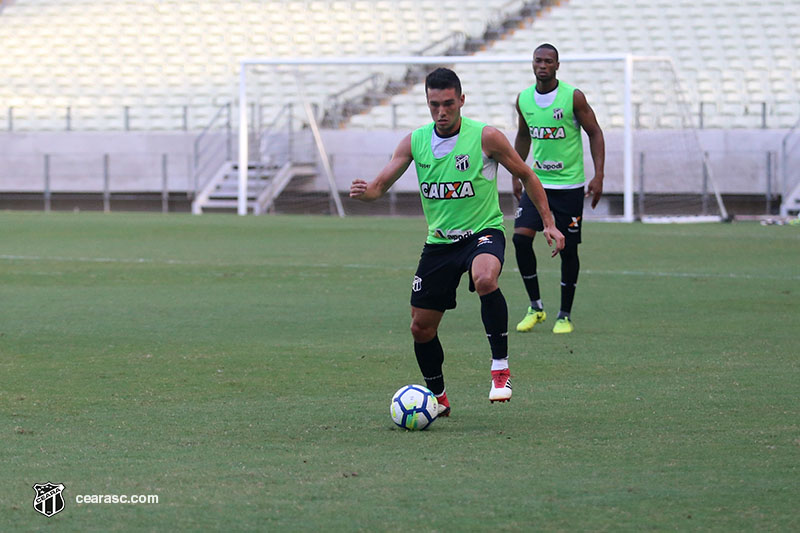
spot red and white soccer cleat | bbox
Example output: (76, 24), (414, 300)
(489, 369), (512, 402)
(436, 391), (451, 417)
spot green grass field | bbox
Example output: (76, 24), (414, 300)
(1, 211), (798, 531)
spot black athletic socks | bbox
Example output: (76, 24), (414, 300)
(480, 288), (509, 360)
(414, 335), (445, 395)
(559, 246), (580, 315)
(512, 233), (541, 303)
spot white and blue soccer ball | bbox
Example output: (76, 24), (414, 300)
(390, 384), (438, 430)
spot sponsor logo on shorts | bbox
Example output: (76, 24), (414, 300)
(412, 275), (422, 292)
(477, 235), (493, 246)
(534, 160), (565, 171)
(515, 207), (523, 219)
(454, 154), (470, 171)
(434, 229), (473, 241)
(568, 216), (581, 233)
(421, 181), (475, 200)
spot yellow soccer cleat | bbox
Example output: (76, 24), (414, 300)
(552, 316), (575, 334)
(516, 307), (546, 332)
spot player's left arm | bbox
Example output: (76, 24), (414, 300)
(573, 89), (606, 209)
(482, 126), (565, 255)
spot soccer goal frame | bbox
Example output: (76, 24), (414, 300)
(237, 54), (727, 222)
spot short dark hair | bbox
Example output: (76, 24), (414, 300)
(425, 67), (462, 96)
(534, 43), (559, 60)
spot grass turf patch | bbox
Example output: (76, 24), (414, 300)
(1, 212), (798, 531)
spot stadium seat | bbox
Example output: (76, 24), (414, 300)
(354, 0), (800, 130)
(2, 0), (798, 131)
(0, 0), (513, 130)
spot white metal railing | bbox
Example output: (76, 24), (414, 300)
(192, 103), (232, 196)
(0, 152), (192, 213)
(2, 104), (228, 132)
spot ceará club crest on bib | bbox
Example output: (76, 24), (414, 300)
(454, 154), (470, 171)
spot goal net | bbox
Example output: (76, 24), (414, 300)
(230, 55), (727, 221)
(625, 58), (728, 222)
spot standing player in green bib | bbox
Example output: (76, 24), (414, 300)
(351, 68), (564, 415)
(513, 43), (606, 334)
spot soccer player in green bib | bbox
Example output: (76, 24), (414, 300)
(513, 44), (606, 334)
(351, 68), (564, 415)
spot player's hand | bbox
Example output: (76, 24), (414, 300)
(543, 225), (565, 257)
(586, 174), (604, 209)
(350, 179), (368, 198)
(512, 177), (523, 201)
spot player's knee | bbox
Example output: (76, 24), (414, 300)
(559, 241), (579, 260)
(410, 320), (436, 343)
(512, 232), (533, 251)
(471, 271), (498, 295)
(559, 243), (580, 284)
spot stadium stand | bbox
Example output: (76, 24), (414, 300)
(350, 0), (800, 130)
(1, 0), (798, 216)
(0, 0), (521, 131)
(2, 0), (797, 132)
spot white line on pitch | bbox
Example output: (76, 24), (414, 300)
(1, 254), (797, 282)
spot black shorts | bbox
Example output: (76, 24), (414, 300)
(410, 228), (505, 312)
(514, 187), (584, 245)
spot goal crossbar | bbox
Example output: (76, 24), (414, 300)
(237, 54), (638, 218)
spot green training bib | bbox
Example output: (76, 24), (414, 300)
(518, 81), (585, 188)
(411, 117), (504, 244)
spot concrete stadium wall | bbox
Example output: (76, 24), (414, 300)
(322, 129), (789, 197)
(0, 129), (789, 198)
(0, 132), (197, 193)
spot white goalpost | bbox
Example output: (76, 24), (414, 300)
(235, 54), (728, 222)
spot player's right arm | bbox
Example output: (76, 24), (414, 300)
(513, 94), (531, 161)
(350, 133), (413, 201)
(511, 94), (530, 201)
